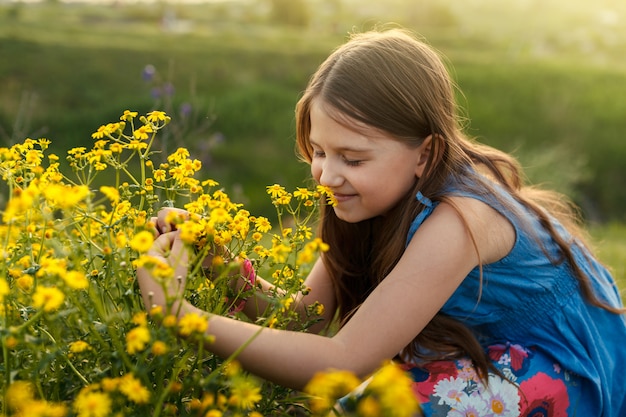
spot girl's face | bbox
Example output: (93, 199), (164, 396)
(309, 100), (428, 223)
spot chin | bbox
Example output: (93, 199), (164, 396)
(333, 208), (369, 224)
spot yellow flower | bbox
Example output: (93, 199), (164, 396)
(130, 230), (154, 253)
(127, 139), (148, 150)
(167, 147), (190, 164)
(90, 122), (121, 140)
(21, 399), (67, 417)
(228, 377), (262, 410)
(315, 303), (325, 316)
(4, 336), (18, 350)
(133, 255), (174, 279)
(366, 362), (420, 417)
(73, 388), (112, 417)
(63, 270), (89, 290)
(0, 279), (8, 302)
(100, 378), (119, 392)
(357, 396), (382, 417)
(266, 183), (287, 198)
(37, 256), (67, 278)
(118, 374), (151, 404)
(115, 231), (127, 248)
(202, 179), (219, 187)
(126, 326), (150, 354)
(254, 216), (272, 233)
(151, 340), (168, 356)
(305, 369), (361, 414)
(120, 109), (138, 122)
(316, 184), (338, 206)
(69, 340), (91, 354)
(162, 314), (177, 328)
(179, 221), (203, 244)
(146, 110), (168, 123)
(109, 142), (123, 153)
(275, 193), (292, 205)
(293, 187), (313, 200)
(270, 241), (291, 264)
(91, 125), (109, 139)
(133, 124), (153, 140)
(153, 169), (166, 182)
(25, 149), (43, 165)
(38, 138), (51, 149)
(6, 381), (35, 411)
(132, 311), (148, 326)
(178, 312), (209, 336)
(43, 184), (90, 209)
(100, 186), (120, 204)
(32, 286), (65, 312)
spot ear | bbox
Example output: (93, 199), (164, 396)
(414, 135), (433, 178)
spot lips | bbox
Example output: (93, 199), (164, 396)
(332, 192), (357, 203)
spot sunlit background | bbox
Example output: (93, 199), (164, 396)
(1, 0), (625, 285)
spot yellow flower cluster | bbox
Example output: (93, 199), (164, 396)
(305, 361), (421, 417)
(4, 381), (67, 417)
(1, 110), (343, 415)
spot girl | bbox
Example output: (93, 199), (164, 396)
(137, 28), (626, 416)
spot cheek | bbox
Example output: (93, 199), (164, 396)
(310, 161), (321, 182)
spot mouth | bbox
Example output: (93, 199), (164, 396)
(332, 193), (357, 203)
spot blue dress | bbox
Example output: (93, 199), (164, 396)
(399, 186), (626, 416)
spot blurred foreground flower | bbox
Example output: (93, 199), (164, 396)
(305, 361), (421, 417)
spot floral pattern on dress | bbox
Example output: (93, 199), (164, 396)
(400, 343), (575, 417)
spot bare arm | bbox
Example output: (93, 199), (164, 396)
(137, 199), (510, 390)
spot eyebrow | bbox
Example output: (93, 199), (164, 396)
(309, 139), (371, 153)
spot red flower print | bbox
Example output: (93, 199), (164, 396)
(488, 343), (529, 371)
(402, 361), (459, 403)
(519, 372), (569, 417)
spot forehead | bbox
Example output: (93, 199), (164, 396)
(309, 99), (386, 144)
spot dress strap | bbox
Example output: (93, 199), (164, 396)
(406, 191), (438, 246)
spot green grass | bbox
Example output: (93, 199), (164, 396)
(1, 0), (625, 220)
(591, 223), (626, 300)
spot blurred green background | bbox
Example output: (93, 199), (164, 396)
(0, 0), (624, 288)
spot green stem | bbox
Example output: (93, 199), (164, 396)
(38, 327), (89, 386)
(151, 349), (194, 417)
(2, 302), (10, 397)
(86, 285), (135, 371)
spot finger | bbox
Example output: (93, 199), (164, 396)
(148, 217), (160, 236)
(148, 231), (177, 256)
(169, 234), (190, 293)
(156, 207), (188, 233)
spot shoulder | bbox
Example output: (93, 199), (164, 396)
(420, 196), (515, 265)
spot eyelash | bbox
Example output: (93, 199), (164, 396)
(313, 151), (362, 167)
(343, 158), (362, 167)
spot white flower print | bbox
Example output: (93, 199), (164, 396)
(433, 376), (469, 407)
(446, 394), (490, 417)
(482, 374), (520, 416)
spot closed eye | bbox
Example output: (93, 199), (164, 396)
(343, 157), (362, 167)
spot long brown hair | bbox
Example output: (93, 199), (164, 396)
(295, 28), (623, 379)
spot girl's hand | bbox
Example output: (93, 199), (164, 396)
(150, 207), (189, 236)
(139, 231), (190, 304)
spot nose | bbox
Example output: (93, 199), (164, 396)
(317, 159), (344, 188)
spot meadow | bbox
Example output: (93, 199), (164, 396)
(0, 1), (624, 413)
(1, 0), (626, 221)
